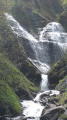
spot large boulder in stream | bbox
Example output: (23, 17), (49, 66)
(41, 106), (65, 120)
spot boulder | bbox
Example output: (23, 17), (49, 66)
(41, 106), (65, 120)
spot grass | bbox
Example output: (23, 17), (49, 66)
(0, 53), (39, 115)
(59, 114), (67, 120)
(0, 80), (22, 116)
(62, 0), (67, 6)
(59, 92), (67, 104)
(48, 54), (67, 87)
(48, 52), (67, 119)
(0, 3), (40, 115)
(0, 53), (38, 98)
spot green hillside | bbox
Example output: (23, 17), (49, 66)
(0, 53), (38, 115)
(0, 80), (21, 116)
(48, 54), (67, 119)
(58, 0), (67, 31)
(48, 54), (67, 88)
(0, 0), (41, 87)
(0, 0), (67, 117)
(0, 0), (40, 116)
(0, 0), (63, 32)
(0, 21), (41, 86)
(11, 0), (63, 33)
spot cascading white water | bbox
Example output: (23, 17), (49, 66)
(4, 13), (37, 42)
(28, 58), (50, 74)
(4, 13), (67, 120)
(34, 90), (60, 102)
(4, 13), (67, 69)
(41, 74), (48, 91)
(21, 101), (44, 118)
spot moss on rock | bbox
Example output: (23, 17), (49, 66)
(48, 54), (67, 88)
(0, 53), (39, 99)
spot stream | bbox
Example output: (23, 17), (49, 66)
(4, 13), (67, 120)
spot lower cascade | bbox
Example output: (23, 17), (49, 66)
(4, 13), (67, 120)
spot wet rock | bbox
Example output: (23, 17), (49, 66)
(48, 99), (60, 106)
(40, 100), (46, 106)
(64, 99), (67, 104)
(41, 106), (65, 120)
(45, 104), (50, 109)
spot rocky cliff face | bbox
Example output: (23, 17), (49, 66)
(59, 0), (67, 31)
(0, 0), (67, 118)
(12, 0), (63, 33)
(0, 0), (41, 116)
(48, 54), (67, 119)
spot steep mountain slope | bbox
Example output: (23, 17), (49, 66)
(0, 80), (21, 116)
(0, 0), (41, 86)
(48, 54), (67, 119)
(0, 22), (41, 86)
(12, 0), (63, 33)
(0, 0), (40, 116)
(0, 0), (67, 118)
(0, 0), (63, 32)
(48, 54), (67, 88)
(59, 0), (67, 31)
(0, 53), (39, 116)
(0, 53), (38, 99)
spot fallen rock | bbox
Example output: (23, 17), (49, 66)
(41, 106), (65, 120)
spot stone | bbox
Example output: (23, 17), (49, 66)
(41, 106), (65, 120)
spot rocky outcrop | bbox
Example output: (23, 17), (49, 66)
(41, 106), (65, 120)
(48, 54), (67, 88)
(34, 90), (64, 120)
(11, 0), (63, 33)
(59, 11), (67, 31)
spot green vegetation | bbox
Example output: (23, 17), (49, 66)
(59, 92), (67, 104)
(62, 0), (67, 7)
(0, 24), (41, 86)
(0, 0), (67, 117)
(0, 53), (38, 99)
(48, 54), (67, 88)
(10, 0), (63, 33)
(59, 114), (67, 120)
(58, 0), (67, 31)
(0, 53), (39, 115)
(0, 1), (40, 115)
(48, 53), (67, 119)
(59, 11), (67, 31)
(0, 80), (21, 116)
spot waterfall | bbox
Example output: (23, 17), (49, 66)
(4, 13), (67, 89)
(4, 13), (67, 120)
(21, 101), (44, 118)
(5, 13), (67, 68)
(4, 13), (37, 42)
(41, 74), (48, 91)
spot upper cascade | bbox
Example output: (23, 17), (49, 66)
(39, 22), (67, 43)
(5, 13), (67, 72)
(44, 22), (64, 32)
(4, 13), (37, 42)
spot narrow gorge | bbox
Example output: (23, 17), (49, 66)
(4, 13), (67, 120)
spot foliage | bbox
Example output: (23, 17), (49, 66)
(59, 114), (67, 120)
(0, 53), (38, 99)
(0, 80), (21, 116)
(10, 0), (63, 33)
(48, 54), (67, 88)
